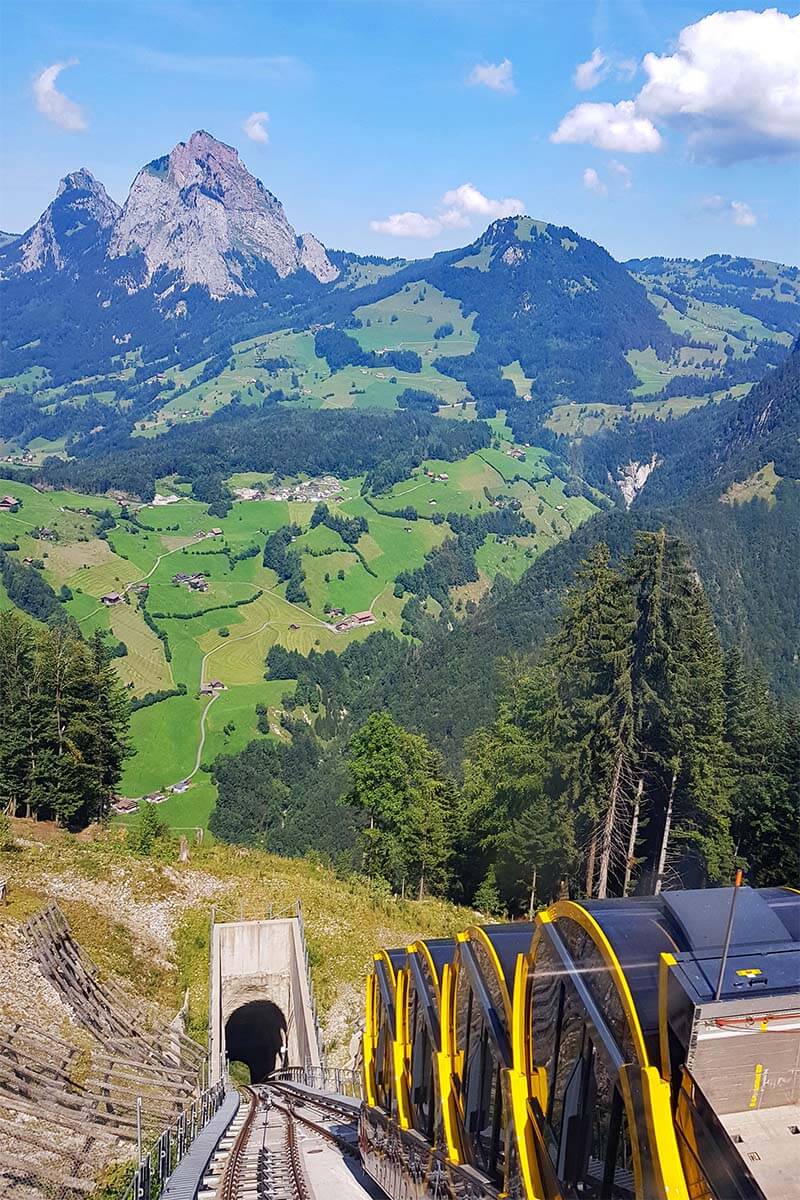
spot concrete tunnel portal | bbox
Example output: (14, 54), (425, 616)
(209, 914), (322, 1083)
(225, 999), (288, 1082)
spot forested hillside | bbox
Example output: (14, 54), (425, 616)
(211, 530), (798, 911)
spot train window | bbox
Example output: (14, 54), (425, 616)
(410, 990), (435, 1140)
(559, 919), (637, 1066)
(455, 947), (510, 1185)
(543, 986), (634, 1198)
(376, 1012), (393, 1111)
(464, 1023), (505, 1182)
(593, 1052), (635, 1199)
(547, 989), (587, 1147)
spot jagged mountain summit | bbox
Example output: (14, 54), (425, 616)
(3, 169), (120, 277)
(108, 130), (339, 297)
(1, 131), (338, 297)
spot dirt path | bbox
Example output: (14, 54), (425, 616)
(77, 537), (196, 625)
(189, 691), (219, 779)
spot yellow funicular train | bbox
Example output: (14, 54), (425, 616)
(361, 886), (799, 1200)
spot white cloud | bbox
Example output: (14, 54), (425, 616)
(574, 48), (638, 91)
(439, 208), (471, 229)
(370, 183), (525, 240)
(699, 194), (758, 226)
(551, 100), (662, 153)
(467, 58), (515, 93)
(243, 111), (269, 144)
(129, 49), (308, 82)
(440, 182), (524, 220)
(369, 211), (442, 238)
(32, 60), (87, 132)
(636, 9), (800, 162)
(556, 10), (800, 163)
(575, 49), (608, 91)
(582, 167), (607, 195)
(730, 200), (757, 227)
(610, 159), (633, 188)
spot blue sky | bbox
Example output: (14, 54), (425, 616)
(1, 1), (798, 264)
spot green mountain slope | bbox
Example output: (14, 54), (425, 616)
(338, 348), (800, 760)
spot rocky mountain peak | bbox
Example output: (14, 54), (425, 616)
(56, 168), (111, 201)
(2, 169), (120, 277)
(108, 129), (338, 297)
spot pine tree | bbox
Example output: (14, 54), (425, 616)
(725, 652), (798, 885)
(0, 612), (131, 827)
(473, 864), (503, 917)
(0, 612), (35, 815)
(462, 663), (569, 908)
(628, 529), (731, 889)
(547, 544), (636, 898)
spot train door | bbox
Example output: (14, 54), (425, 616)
(457, 978), (508, 1184)
(408, 983), (436, 1141)
(540, 981), (636, 1198)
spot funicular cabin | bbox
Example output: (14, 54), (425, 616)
(445, 923), (533, 1188)
(361, 887), (800, 1200)
(511, 887), (800, 1200)
(512, 899), (681, 1200)
(363, 947), (405, 1117)
(398, 937), (456, 1149)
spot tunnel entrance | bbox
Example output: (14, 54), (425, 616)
(225, 999), (289, 1082)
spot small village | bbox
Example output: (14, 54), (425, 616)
(232, 475), (343, 503)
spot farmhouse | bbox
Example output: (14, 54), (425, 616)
(100, 592), (122, 606)
(210, 528), (223, 537)
(335, 610), (376, 632)
(110, 795), (138, 814)
(0, 494), (18, 511)
(171, 780), (191, 794)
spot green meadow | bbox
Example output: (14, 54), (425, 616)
(1, 427), (598, 827)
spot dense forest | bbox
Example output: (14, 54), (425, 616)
(0, 611), (131, 826)
(30, 406), (490, 502)
(210, 531), (798, 910)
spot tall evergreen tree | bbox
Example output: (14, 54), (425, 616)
(725, 651), (799, 885)
(0, 611), (131, 826)
(462, 662), (569, 908)
(547, 544), (636, 897)
(628, 529), (731, 889)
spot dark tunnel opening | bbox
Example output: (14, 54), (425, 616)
(225, 999), (288, 1083)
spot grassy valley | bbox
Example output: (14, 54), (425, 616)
(0, 411), (598, 829)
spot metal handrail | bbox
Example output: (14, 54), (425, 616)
(123, 1079), (226, 1200)
(270, 1064), (363, 1099)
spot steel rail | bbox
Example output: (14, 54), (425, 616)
(269, 1092), (361, 1161)
(218, 1087), (258, 1200)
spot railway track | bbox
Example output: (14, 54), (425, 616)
(206, 1083), (376, 1200)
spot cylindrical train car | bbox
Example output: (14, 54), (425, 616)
(361, 887), (800, 1200)
(362, 947), (406, 1118)
(396, 937), (457, 1152)
(443, 923), (534, 1189)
